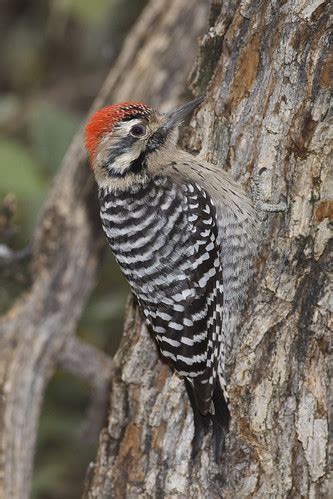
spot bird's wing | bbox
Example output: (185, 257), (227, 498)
(136, 179), (225, 415)
(162, 153), (259, 344)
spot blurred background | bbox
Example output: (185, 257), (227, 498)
(0, 0), (147, 497)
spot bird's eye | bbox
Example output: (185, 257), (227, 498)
(130, 124), (146, 137)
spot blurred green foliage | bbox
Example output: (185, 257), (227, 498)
(0, 138), (44, 204)
(0, 0), (147, 497)
(56, 0), (112, 25)
(28, 102), (80, 173)
(33, 374), (94, 499)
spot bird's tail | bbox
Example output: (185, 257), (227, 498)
(211, 378), (230, 461)
(185, 377), (230, 462)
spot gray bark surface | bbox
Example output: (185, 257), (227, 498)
(84, 1), (332, 498)
(0, 0), (209, 498)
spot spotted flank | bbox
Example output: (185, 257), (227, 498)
(99, 177), (229, 418)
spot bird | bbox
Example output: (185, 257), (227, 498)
(84, 96), (258, 460)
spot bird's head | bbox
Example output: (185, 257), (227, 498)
(85, 97), (203, 190)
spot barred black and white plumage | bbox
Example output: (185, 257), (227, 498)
(85, 97), (258, 459)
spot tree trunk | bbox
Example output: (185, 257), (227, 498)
(84, 1), (332, 498)
(0, 1), (209, 498)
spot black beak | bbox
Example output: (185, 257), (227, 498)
(164, 96), (204, 130)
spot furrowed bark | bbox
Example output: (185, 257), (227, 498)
(84, 1), (331, 498)
(0, 0), (209, 497)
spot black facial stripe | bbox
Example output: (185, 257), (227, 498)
(106, 152), (147, 178)
(146, 128), (168, 153)
(128, 150), (147, 174)
(103, 135), (136, 168)
(103, 138), (147, 179)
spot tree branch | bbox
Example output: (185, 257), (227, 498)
(58, 336), (116, 441)
(58, 336), (115, 385)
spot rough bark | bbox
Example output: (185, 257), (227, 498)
(0, 1), (209, 498)
(84, 1), (332, 498)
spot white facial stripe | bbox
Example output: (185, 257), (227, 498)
(115, 119), (144, 135)
(112, 147), (142, 171)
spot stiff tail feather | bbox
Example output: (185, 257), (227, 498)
(185, 378), (230, 462)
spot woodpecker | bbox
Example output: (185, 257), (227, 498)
(85, 97), (258, 459)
